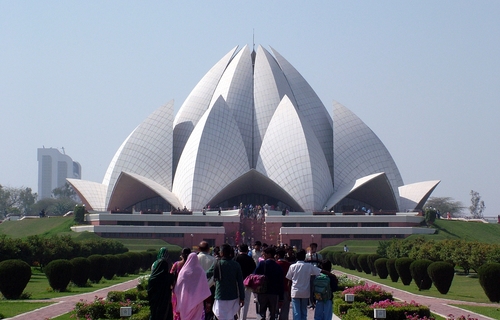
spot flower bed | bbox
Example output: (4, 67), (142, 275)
(334, 284), (431, 320)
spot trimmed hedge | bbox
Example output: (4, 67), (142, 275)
(350, 254), (362, 272)
(88, 254), (107, 283)
(478, 262), (500, 302)
(116, 253), (131, 277)
(125, 252), (142, 275)
(70, 257), (91, 287)
(374, 258), (389, 279)
(357, 254), (371, 274)
(0, 259), (31, 299)
(103, 254), (120, 280)
(334, 299), (431, 320)
(45, 259), (72, 291)
(410, 259), (433, 290)
(387, 258), (399, 282)
(395, 257), (414, 285)
(428, 261), (455, 294)
(367, 254), (381, 276)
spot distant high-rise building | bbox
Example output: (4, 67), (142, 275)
(37, 147), (81, 200)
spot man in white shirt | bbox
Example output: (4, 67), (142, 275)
(286, 249), (322, 320)
(198, 241), (216, 320)
(198, 241), (216, 271)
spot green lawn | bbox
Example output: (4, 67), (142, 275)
(449, 304), (500, 319)
(1, 269), (146, 318)
(23, 268), (145, 300)
(0, 216), (75, 238)
(0, 301), (54, 318)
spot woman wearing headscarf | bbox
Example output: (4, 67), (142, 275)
(173, 252), (211, 320)
(147, 247), (174, 320)
(170, 248), (191, 320)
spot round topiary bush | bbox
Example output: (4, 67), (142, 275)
(70, 257), (90, 287)
(45, 259), (72, 291)
(0, 259), (32, 299)
(374, 258), (389, 279)
(367, 254), (382, 276)
(386, 258), (399, 282)
(478, 262), (500, 302)
(410, 259), (433, 290)
(103, 254), (120, 280)
(125, 252), (142, 275)
(88, 254), (107, 283)
(350, 254), (362, 272)
(116, 253), (131, 277)
(357, 254), (371, 274)
(395, 257), (414, 285)
(428, 261), (455, 294)
(139, 251), (152, 271)
(332, 251), (343, 266)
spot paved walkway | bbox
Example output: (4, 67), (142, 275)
(6, 273), (497, 320)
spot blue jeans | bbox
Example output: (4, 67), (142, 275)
(313, 299), (332, 320)
(291, 297), (309, 320)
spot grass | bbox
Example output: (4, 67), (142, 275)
(24, 268), (145, 300)
(449, 304), (500, 319)
(334, 265), (491, 304)
(408, 218), (500, 242)
(0, 301), (54, 318)
(1, 268), (146, 318)
(0, 216), (75, 238)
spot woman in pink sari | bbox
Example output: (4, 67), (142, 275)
(173, 252), (211, 320)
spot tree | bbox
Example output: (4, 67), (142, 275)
(52, 182), (79, 202)
(0, 185), (38, 217)
(424, 197), (465, 217)
(469, 190), (486, 219)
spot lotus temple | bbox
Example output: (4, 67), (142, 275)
(68, 45), (439, 248)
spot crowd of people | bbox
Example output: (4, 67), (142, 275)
(147, 241), (337, 320)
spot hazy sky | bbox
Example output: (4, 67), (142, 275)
(1, 1), (499, 215)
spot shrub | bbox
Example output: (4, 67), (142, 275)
(342, 284), (393, 304)
(344, 253), (356, 270)
(103, 254), (119, 280)
(70, 257), (91, 287)
(72, 295), (147, 320)
(341, 307), (372, 320)
(350, 254), (362, 272)
(371, 299), (431, 320)
(367, 254), (382, 276)
(336, 274), (364, 291)
(428, 261), (455, 294)
(116, 253), (131, 277)
(395, 257), (414, 285)
(45, 259), (72, 291)
(332, 251), (343, 266)
(139, 251), (153, 271)
(410, 259), (433, 290)
(0, 259), (31, 299)
(137, 274), (150, 291)
(125, 252), (142, 274)
(374, 258), (389, 279)
(107, 290), (125, 302)
(358, 254), (371, 274)
(88, 254), (107, 283)
(477, 262), (500, 302)
(387, 258), (399, 282)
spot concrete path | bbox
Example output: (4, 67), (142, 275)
(6, 272), (497, 320)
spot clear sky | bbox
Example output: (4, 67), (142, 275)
(1, 1), (499, 216)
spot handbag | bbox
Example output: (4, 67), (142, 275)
(243, 274), (267, 293)
(243, 262), (267, 293)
